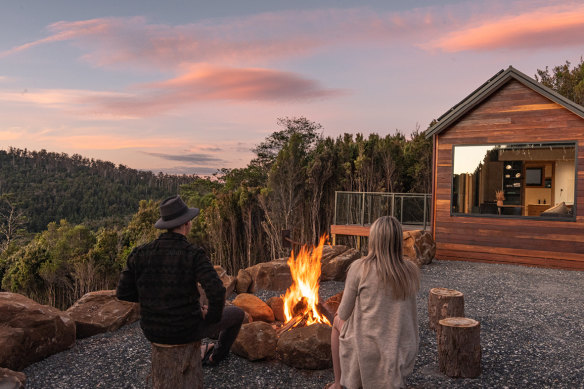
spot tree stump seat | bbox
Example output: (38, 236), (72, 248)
(428, 287), (464, 331)
(437, 317), (481, 378)
(151, 341), (203, 389)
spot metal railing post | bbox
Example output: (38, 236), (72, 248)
(400, 195), (404, 224)
(423, 194), (428, 230)
(333, 191), (338, 226)
(361, 192), (366, 226)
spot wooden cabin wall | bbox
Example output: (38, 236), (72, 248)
(433, 80), (584, 270)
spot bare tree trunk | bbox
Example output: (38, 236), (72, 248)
(151, 341), (202, 389)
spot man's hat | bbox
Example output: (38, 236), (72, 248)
(154, 195), (200, 229)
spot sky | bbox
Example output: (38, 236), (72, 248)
(1, 0), (584, 175)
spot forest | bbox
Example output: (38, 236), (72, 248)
(1, 58), (582, 310)
(0, 120), (431, 309)
(0, 148), (195, 232)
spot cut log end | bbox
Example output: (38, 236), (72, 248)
(439, 317), (478, 328)
(430, 287), (464, 297)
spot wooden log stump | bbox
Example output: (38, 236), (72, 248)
(151, 341), (203, 389)
(428, 287), (464, 331)
(437, 317), (481, 378)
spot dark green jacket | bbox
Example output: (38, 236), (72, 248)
(116, 232), (225, 344)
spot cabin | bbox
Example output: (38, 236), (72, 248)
(425, 66), (584, 270)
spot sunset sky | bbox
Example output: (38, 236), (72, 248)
(1, 0), (583, 175)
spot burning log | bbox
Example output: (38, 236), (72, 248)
(277, 315), (304, 335)
(291, 297), (308, 317)
(316, 302), (334, 325)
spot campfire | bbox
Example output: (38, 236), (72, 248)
(279, 235), (332, 333)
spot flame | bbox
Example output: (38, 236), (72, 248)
(282, 234), (331, 327)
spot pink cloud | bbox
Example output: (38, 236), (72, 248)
(0, 15), (321, 69)
(424, 3), (584, 52)
(83, 64), (346, 116)
(0, 65), (343, 118)
(1, 9), (446, 70)
(0, 18), (117, 58)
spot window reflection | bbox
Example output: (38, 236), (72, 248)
(452, 143), (576, 218)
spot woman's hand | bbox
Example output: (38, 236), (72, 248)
(201, 304), (208, 319)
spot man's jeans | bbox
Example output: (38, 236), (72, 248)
(201, 306), (245, 362)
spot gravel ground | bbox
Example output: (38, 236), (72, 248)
(23, 260), (584, 389)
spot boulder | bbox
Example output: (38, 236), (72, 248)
(251, 259), (293, 292)
(403, 230), (436, 267)
(0, 292), (76, 370)
(199, 266), (237, 305)
(320, 245), (350, 264)
(321, 248), (361, 281)
(0, 368), (26, 389)
(323, 292), (343, 316)
(235, 268), (253, 294)
(277, 323), (332, 369)
(236, 259), (293, 293)
(266, 296), (286, 322)
(66, 290), (140, 338)
(232, 293), (275, 322)
(231, 322), (278, 361)
(214, 265), (236, 297)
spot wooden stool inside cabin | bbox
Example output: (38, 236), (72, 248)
(428, 287), (465, 331)
(151, 341), (202, 389)
(437, 317), (481, 378)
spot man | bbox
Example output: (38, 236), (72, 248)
(117, 195), (243, 366)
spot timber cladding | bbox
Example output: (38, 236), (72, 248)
(431, 77), (584, 270)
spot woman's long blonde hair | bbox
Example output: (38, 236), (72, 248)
(363, 216), (420, 299)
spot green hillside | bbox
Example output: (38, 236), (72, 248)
(0, 148), (195, 232)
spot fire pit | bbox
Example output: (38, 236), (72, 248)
(231, 235), (337, 369)
(276, 235), (333, 369)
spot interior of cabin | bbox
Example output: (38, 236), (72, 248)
(452, 142), (575, 217)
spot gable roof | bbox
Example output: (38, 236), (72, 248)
(425, 66), (584, 138)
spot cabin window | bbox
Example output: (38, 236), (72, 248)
(451, 142), (577, 218)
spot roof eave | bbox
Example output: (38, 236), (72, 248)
(425, 66), (584, 139)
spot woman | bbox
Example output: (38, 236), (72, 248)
(328, 216), (420, 389)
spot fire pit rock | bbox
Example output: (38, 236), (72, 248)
(235, 268), (253, 294)
(403, 230), (436, 267)
(320, 245), (350, 263)
(231, 322), (278, 361)
(235, 259), (292, 293)
(323, 292), (343, 316)
(232, 293), (275, 322)
(214, 265), (236, 296)
(266, 296), (286, 322)
(0, 292), (76, 370)
(0, 368), (26, 389)
(66, 290), (140, 338)
(277, 323), (332, 370)
(321, 248), (361, 281)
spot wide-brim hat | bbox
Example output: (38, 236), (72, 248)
(154, 195), (200, 229)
